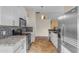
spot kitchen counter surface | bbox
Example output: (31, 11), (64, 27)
(0, 35), (26, 46)
(22, 32), (31, 35)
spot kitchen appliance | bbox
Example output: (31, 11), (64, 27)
(59, 7), (77, 53)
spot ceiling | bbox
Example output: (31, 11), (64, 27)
(25, 6), (64, 19)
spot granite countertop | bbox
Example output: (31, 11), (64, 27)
(0, 35), (26, 46)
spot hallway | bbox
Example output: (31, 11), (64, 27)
(29, 37), (57, 53)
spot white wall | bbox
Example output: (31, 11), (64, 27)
(36, 13), (50, 36)
(26, 9), (50, 41)
(0, 6), (27, 26)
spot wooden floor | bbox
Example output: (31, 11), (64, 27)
(29, 37), (57, 53)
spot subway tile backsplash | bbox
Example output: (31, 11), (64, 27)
(0, 26), (18, 39)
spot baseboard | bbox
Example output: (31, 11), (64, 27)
(35, 36), (49, 40)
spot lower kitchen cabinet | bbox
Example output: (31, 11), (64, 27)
(49, 32), (58, 48)
(13, 39), (26, 53)
(0, 35), (27, 53)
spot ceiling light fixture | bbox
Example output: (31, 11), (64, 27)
(41, 15), (45, 20)
(40, 6), (46, 20)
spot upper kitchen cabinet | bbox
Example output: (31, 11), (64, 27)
(0, 7), (2, 25)
(1, 7), (14, 26)
(0, 6), (27, 26)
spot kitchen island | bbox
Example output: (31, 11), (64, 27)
(0, 35), (26, 53)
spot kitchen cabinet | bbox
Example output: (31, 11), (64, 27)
(0, 7), (27, 26)
(1, 7), (19, 26)
(0, 7), (2, 25)
(0, 35), (27, 53)
(49, 31), (58, 48)
(14, 39), (26, 53)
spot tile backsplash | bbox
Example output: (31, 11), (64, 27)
(0, 25), (18, 39)
(0, 26), (33, 39)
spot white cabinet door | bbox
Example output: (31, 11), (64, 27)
(0, 7), (1, 25)
(13, 37), (26, 53)
(50, 32), (58, 48)
(0, 7), (20, 26)
(1, 7), (13, 26)
(0, 7), (2, 25)
(0, 7), (27, 26)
